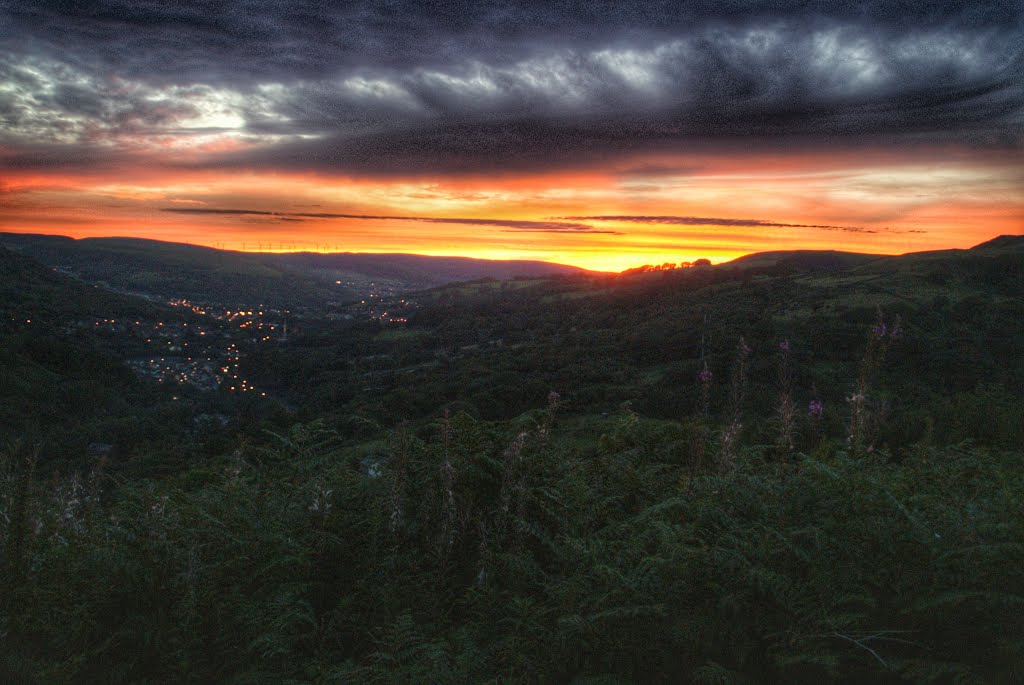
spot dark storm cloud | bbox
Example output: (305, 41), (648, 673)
(4, 1), (1021, 81)
(161, 207), (619, 233)
(1, 0), (1022, 175)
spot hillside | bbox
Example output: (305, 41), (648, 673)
(266, 251), (589, 290)
(724, 249), (885, 271)
(0, 233), (351, 309)
(0, 233), (590, 307)
(969, 234), (1024, 252)
(0, 248), (174, 457)
(847, 235), (1024, 299)
(249, 235), (1024, 448)
(4, 235), (1024, 683)
(721, 236), (1024, 276)
(0, 247), (280, 468)
(0, 245), (163, 323)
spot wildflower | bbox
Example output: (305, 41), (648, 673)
(308, 486), (333, 514)
(779, 340), (790, 353)
(149, 495), (169, 516)
(697, 367), (713, 383)
(872, 321), (887, 337)
(808, 399), (824, 418)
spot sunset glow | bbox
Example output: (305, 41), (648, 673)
(2, 3), (1021, 270)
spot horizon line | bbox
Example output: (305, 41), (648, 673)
(1, 229), (1017, 275)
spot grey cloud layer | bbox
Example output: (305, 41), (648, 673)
(6, 1), (1021, 80)
(2, 1), (1022, 175)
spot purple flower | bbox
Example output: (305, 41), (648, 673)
(808, 399), (824, 418)
(697, 367), (713, 383)
(872, 322), (887, 337)
(778, 340), (790, 353)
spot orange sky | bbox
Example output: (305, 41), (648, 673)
(3, 4), (1022, 272)
(2, 150), (1021, 272)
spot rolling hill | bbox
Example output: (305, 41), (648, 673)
(3, 234), (1024, 684)
(724, 249), (885, 271)
(0, 234), (350, 308)
(0, 247), (179, 457)
(266, 251), (591, 290)
(251, 234), (1024, 447)
(0, 233), (591, 307)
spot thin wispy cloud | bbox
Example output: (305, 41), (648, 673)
(161, 208), (620, 233)
(556, 215), (909, 234)
(162, 207), (912, 235)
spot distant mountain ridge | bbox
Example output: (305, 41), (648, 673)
(0, 233), (342, 308)
(0, 233), (590, 307)
(266, 250), (592, 290)
(721, 235), (1024, 273)
(2, 232), (1019, 307)
(0, 244), (160, 322)
(969, 234), (1024, 252)
(723, 249), (885, 271)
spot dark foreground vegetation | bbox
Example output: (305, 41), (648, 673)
(2, 237), (1023, 683)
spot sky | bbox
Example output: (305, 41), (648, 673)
(1, 1), (1022, 271)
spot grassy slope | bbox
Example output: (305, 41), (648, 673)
(0, 247), (196, 462)
(0, 244), (162, 322)
(725, 249), (886, 270)
(0, 234), (349, 307)
(266, 252), (591, 290)
(4, 238), (1023, 683)
(0, 233), (591, 305)
(256, 236), (1024, 451)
